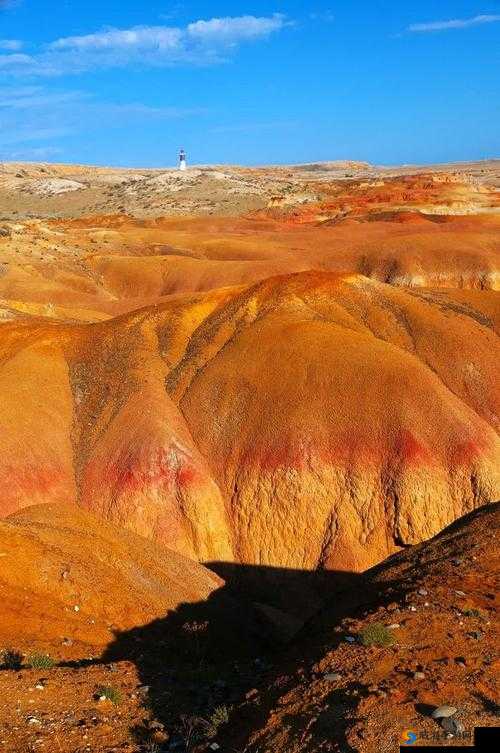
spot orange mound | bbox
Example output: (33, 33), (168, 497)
(0, 503), (222, 653)
(0, 272), (498, 576)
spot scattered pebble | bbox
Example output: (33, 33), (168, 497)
(387, 623), (400, 630)
(413, 672), (426, 680)
(345, 636), (356, 643)
(441, 716), (464, 735)
(431, 705), (458, 719)
(324, 673), (342, 682)
(418, 588), (428, 596)
(468, 630), (484, 640)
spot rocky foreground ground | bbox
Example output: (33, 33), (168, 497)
(0, 503), (497, 752)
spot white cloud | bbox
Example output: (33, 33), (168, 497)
(50, 25), (183, 51)
(409, 14), (500, 32)
(0, 52), (33, 67)
(0, 15), (290, 76)
(0, 39), (22, 50)
(187, 13), (289, 43)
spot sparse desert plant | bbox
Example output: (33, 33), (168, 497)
(96, 684), (122, 704)
(182, 620), (210, 665)
(1, 648), (23, 670)
(27, 652), (56, 670)
(178, 715), (205, 752)
(206, 704), (231, 737)
(143, 743), (160, 753)
(359, 623), (394, 647)
(462, 607), (486, 619)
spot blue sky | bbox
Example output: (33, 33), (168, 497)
(0, 1), (499, 166)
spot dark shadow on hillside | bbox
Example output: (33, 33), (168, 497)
(100, 563), (396, 752)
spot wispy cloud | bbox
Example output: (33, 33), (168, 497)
(408, 14), (500, 32)
(0, 84), (201, 160)
(0, 52), (33, 67)
(0, 14), (290, 77)
(49, 26), (183, 52)
(0, 38), (22, 50)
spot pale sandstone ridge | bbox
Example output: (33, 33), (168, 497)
(0, 271), (498, 574)
(0, 503), (222, 650)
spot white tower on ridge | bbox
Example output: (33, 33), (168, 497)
(179, 148), (187, 171)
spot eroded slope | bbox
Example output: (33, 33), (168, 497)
(0, 272), (498, 575)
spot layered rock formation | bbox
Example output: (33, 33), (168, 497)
(0, 272), (498, 574)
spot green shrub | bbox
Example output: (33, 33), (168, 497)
(207, 704), (231, 736)
(462, 607), (485, 619)
(359, 623), (394, 647)
(1, 648), (23, 670)
(27, 652), (56, 670)
(96, 685), (122, 704)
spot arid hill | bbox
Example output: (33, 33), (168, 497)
(0, 272), (498, 581)
(0, 503), (222, 654)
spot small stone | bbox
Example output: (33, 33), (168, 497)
(35, 683), (45, 691)
(409, 606), (417, 612)
(209, 744), (220, 751)
(451, 558), (463, 566)
(455, 590), (466, 597)
(441, 717), (463, 736)
(27, 716), (41, 725)
(418, 588), (428, 596)
(73, 605), (80, 612)
(413, 672), (426, 680)
(345, 636), (356, 643)
(467, 630), (484, 641)
(324, 673), (342, 682)
(431, 705), (458, 719)
(387, 623), (400, 630)
(148, 720), (164, 731)
(245, 688), (259, 699)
